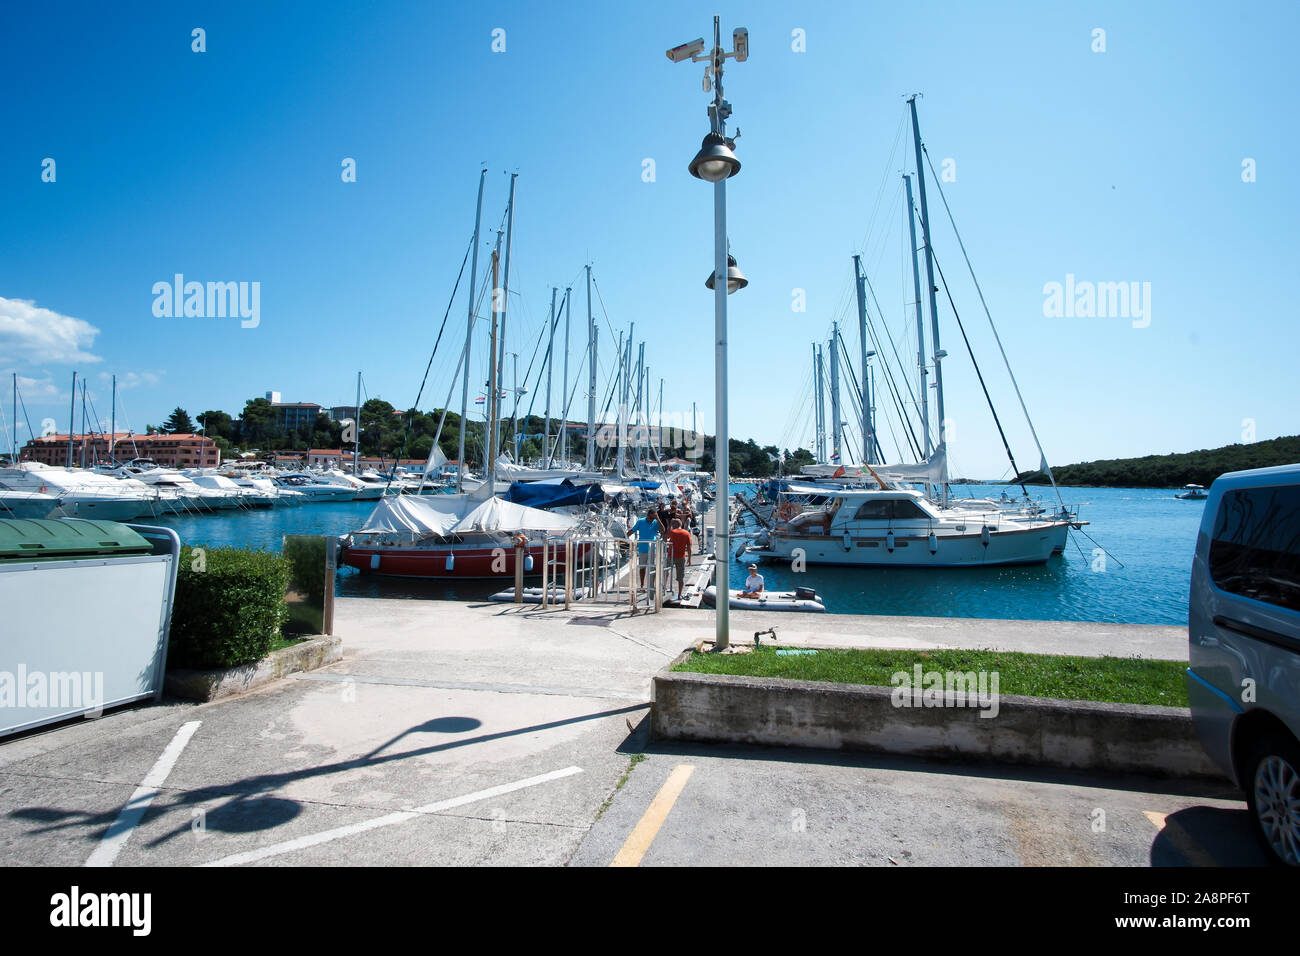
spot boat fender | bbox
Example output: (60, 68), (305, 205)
(886, 531), (895, 552)
(980, 525), (991, 548)
(843, 532), (852, 551)
(928, 531), (938, 554)
(445, 553), (455, 571)
(370, 554), (380, 570)
(524, 553), (534, 572)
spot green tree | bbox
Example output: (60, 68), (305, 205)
(196, 409), (233, 441)
(162, 407), (195, 434)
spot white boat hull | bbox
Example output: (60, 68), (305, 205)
(755, 522), (1068, 568)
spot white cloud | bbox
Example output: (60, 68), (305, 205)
(0, 296), (102, 364)
(97, 370), (162, 389)
(0, 370), (65, 404)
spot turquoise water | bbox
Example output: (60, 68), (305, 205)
(727, 484), (1203, 626)
(146, 485), (1204, 625)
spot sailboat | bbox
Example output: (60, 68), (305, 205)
(339, 171), (613, 579)
(746, 98), (1082, 569)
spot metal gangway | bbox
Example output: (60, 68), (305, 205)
(504, 533), (671, 613)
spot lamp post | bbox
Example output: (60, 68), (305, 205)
(669, 15), (747, 651)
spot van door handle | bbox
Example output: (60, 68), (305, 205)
(1213, 615), (1299, 652)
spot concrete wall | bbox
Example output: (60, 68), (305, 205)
(651, 667), (1226, 780)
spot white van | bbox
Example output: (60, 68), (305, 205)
(1187, 464), (1300, 866)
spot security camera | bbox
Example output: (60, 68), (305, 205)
(666, 37), (705, 62)
(732, 28), (748, 62)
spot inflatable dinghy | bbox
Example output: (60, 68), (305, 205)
(702, 585), (826, 613)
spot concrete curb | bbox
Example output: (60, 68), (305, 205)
(165, 635), (343, 702)
(651, 651), (1225, 780)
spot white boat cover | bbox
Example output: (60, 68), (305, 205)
(494, 460), (603, 482)
(357, 493), (576, 536)
(453, 496), (577, 533)
(800, 448), (948, 485)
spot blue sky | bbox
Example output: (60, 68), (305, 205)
(1, 0), (1295, 477)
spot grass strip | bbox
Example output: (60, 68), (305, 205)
(672, 646), (1188, 707)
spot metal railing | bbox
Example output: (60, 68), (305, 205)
(522, 533), (667, 613)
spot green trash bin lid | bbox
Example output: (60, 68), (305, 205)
(0, 518), (153, 562)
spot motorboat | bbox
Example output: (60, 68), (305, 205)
(0, 463), (156, 521)
(1175, 484), (1208, 500)
(274, 472), (363, 501)
(746, 486), (1080, 568)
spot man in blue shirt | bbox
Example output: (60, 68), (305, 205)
(629, 508), (661, 589)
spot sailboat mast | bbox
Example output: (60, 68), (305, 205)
(585, 264), (595, 470)
(458, 168), (487, 493)
(909, 96), (948, 503)
(829, 323), (841, 465)
(813, 345), (825, 463)
(67, 371), (76, 467)
(497, 173), (517, 432)
(110, 374), (116, 465)
(352, 370), (361, 475)
(904, 172), (930, 457)
(544, 287), (557, 466)
(852, 255), (874, 464)
(11, 372), (16, 463)
(79, 380), (88, 469)
(560, 286), (571, 466)
(487, 247), (501, 485)
(617, 324), (632, 475)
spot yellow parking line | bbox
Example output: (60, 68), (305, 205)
(610, 764), (695, 867)
(1143, 810), (1217, 867)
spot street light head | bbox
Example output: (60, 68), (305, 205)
(732, 28), (748, 62)
(689, 132), (740, 182)
(666, 38), (706, 63)
(705, 254), (749, 294)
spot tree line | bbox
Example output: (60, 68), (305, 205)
(1014, 435), (1300, 488)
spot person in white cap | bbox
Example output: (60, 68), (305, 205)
(741, 563), (764, 598)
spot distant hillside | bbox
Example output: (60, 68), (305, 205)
(1015, 435), (1300, 488)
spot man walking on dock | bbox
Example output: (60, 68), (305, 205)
(667, 517), (693, 601)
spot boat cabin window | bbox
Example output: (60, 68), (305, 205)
(851, 498), (928, 521)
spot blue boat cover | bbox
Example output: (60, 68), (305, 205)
(503, 479), (605, 509)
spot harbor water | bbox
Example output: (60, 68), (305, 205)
(145, 485), (1203, 625)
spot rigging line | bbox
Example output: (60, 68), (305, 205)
(16, 386), (35, 449)
(546, 337), (594, 464)
(1072, 524), (1126, 569)
(922, 146), (1064, 511)
(386, 234), (475, 474)
(861, 264), (920, 422)
(836, 333), (885, 463)
(928, 243), (1027, 495)
(859, 299), (922, 460)
(518, 291), (568, 450)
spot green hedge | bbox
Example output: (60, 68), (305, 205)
(169, 546), (291, 669)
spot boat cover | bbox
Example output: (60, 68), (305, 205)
(503, 479), (605, 509)
(357, 493), (577, 536)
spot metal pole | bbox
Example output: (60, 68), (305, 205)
(67, 371), (76, 467)
(561, 287), (571, 466)
(829, 322), (841, 466)
(544, 287), (556, 466)
(712, 155), (730, 649)
(458, 169), (487, 492)
(497, 173), (517, 416)
(585, 264), (596, 470)
(487, 246), (501, 486)
(904, 173), (930, 457)
(353, 370), (361, 474)
(510, 351), (520, 461)
(109, 374), (116, 465)
(814, 345), (825, 463)
(909, 96), (947, 503)
(853, 255), (874, 464)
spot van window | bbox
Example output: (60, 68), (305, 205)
(1209, 485), (1300, 612)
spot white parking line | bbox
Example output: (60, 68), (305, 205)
(201, 765), (584, 867)
(85, 720), (202, 868)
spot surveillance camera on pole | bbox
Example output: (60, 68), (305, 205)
(667, 15), (748, 652)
